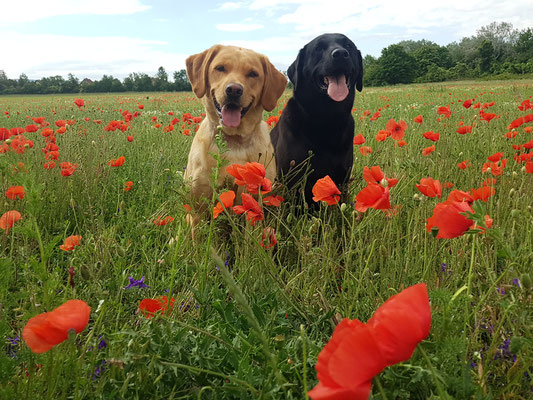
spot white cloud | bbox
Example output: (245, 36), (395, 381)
(213, 2), (247, 11)
(246, 0), (532, 40)
(0, 0), (150, 23)
(0, 32), (187, 80)
(216, 23), (264, 32)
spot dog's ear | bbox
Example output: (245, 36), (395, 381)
(186, 45), (222, 98)
(260, 56), (287, 111)
(356, 49), (363, 92)
(287, 46), (305, 89)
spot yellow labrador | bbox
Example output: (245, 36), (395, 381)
(184, 45), (287, 231)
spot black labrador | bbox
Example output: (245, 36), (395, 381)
(270, 33), (363, 206)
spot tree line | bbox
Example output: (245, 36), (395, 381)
(0, 67), (191, 95)
(0, 21), (531, 94)
(364, 22), (533, 86)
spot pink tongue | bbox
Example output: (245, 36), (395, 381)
(326, 75), (348, 102)
(221, 105), (242, 128)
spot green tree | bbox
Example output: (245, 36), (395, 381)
(478, 40), (494, 73)
(378, 44), (417, 85)
(172, 69), (191, 91)
(514, 28), (533, 62)
(154, 66), (169, 91)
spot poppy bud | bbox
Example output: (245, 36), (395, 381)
(521, 166), (526, 173)
(521, 273), (532, 290)
(512, 171), (518, 177)
(509, 188), (515, 196)
(24, 143), (30, 148)
(413, 193), (422, 201)
(290, 160), (295, 168)
(340, 203), (347, 212)
(380, 178), (388, 187)
(91, 140), (96, 146)
(309, 218), (321, 235)
(6, 138), (12, 144)
(70, 198), (75, 208)
(286, 213), (293, 224)
(485, 167), (492, 174)
(458, 152), (463, 156)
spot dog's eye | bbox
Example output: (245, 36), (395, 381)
(247, 70), (259, 78)
(215, 65), (225, 72)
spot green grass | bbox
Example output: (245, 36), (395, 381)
(0, 81), (532, 399)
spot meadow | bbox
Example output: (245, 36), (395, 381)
(0, 80), (532, 399)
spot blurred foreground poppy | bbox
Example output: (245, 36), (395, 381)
(22, 300), (91, 353)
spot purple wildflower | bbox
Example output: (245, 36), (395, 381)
(441, 263), (447, 273)
(512, 278), (520, 288)
(6, 336), (20, 358)
(91, 360), (106, 380)
(97, 335), (107, 350)
(496, 287), (505, 295)
(124, 276), (149, 289)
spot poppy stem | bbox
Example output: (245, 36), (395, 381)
(374, 376), (389, 399)
(300, 324), (309, 399)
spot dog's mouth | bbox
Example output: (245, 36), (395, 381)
(213, 96), (252, 128)
(319, 74), (351, 102)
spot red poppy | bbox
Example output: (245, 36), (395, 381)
(259, 227), (277, 249)
(469, 186), (495, 202)
(153, 216), (174, 226)
(422, 131), (440, 142)
(312, 176), (341, 205)
(518, 99), (532, 111)
(263, 195), (284, 207)
(416, 178), (442, 198)
(108, 156), (125, 167)
(40, 128), (54, 137)
(55, 120), (66, 127)
(397, 140), (407, 147)
(482, 161), (503, 176)
(139, 296), (175, 318)
(22, 299), (90, 353)
(472, 214), (493, 234)
(457, 160), (471, 170)
(426, 200), (473, 239)
(359, 146), (372, 156)
(308, 284), (430, 400)
(74, 99), (84, 108)
(413, 115), (423, 124)
(59, 162), (78, 177)
(463, 99), (473, 109)
(213, 190), (236, 219)
(525, 161), (533, 173)
(363, 166), (398, 188)
(355, 184), (390, 212)
(353, 133), (365, 145)
(0, 210), (22, 233)
(232, 193), (263, 226)
(184, 204), (192, 213)
(479, 111), (497, 123)
(375, 130), (390, 142)
(124, 181), (133, 192)
(5, 186), (25, 200)
(138, 104), (145, 110)
(422, 145), (435, 156)
(25, 124), (38, 133)
(43, 161), (56, 170)
(437, 105), (451, 118)
(226, 162), (272, 195)
(487, 152), (503, 162)
(367, 283), (431, 365)
(60, 235), (82, 251)
(385, 119), (407, 140)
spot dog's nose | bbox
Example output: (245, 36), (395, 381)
(225, 83), (243, 98)
(331, 48), (349, 60)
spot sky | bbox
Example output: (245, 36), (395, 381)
(1, 0), (532, 80)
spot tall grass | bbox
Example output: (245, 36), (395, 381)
(0, 82), (532, 399)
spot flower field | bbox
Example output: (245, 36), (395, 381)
(1, 80), (532, 399)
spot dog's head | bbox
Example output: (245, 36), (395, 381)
(288, 33), (363, 103)
(186, 45), (287, 131)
